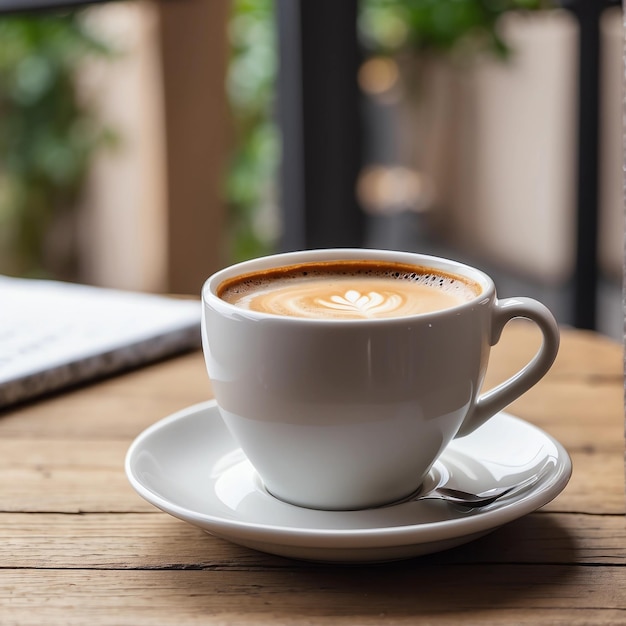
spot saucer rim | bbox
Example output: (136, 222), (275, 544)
(125, 400), (572, 550)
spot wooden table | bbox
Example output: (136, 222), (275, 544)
(1, 323), (624, 624)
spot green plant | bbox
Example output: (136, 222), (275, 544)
(226, 0), (279, 263)
(359, 0), (553, 60)
(0, 11), (115, 279)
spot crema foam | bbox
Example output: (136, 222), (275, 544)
(217, 260), (481, 320)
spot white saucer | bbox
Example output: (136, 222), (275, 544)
(125, 400), (571, 563)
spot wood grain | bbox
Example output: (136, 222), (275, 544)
(2, 568), (626, 625)
(1, 512), (624, 569)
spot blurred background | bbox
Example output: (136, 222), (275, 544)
(0, 0), (622, 337)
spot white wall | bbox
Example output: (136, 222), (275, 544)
(424, 8), (622, 287)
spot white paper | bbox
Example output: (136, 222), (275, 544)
(0, 275), (201, 407)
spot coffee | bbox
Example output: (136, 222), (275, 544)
(218, 260), (480, 320)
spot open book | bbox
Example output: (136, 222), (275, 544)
(0, 275), (201, 408)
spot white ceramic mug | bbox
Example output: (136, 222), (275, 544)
(201, 249), (559, 510)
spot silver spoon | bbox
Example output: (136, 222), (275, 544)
(405, 467), (548, 508)
(420, 483), (523, 507)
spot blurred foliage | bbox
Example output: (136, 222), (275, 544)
(0, 11), (115, 279)
(359, 0), (553, 59)
(226, 0), (279, 262)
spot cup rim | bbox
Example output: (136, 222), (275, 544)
(202, 248), (495, 323)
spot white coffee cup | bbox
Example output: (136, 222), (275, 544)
(201, 249), (559, 510)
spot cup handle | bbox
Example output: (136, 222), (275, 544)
(455, 297), (560, 438)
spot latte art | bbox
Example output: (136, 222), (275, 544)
(218, 260), (481, 320)
(317, 289), (403, 317)
(244, 280), (430, 319)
